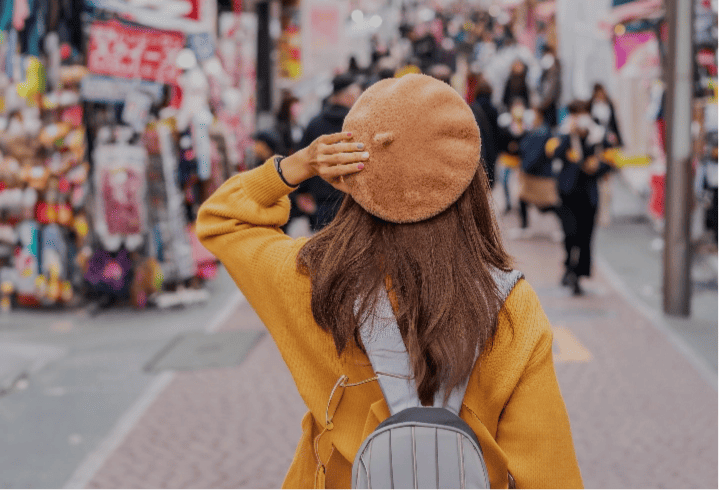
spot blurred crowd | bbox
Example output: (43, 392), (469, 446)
(249, 7), (649, 296)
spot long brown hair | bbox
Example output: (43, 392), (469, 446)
(297, 165), (513, 405)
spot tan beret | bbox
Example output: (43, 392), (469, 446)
(342, 73), (481, 223)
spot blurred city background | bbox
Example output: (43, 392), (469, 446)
(0, 0), (716, 488)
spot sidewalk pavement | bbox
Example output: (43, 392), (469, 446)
(596, 173), (718, 375)
(75, 201), (717, 489)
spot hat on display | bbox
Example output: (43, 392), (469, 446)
(342, 73), (481, 224)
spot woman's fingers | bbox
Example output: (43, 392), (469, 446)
(320, 161), (366, 180)
(320, 142), (366, 154)
(319, 150), (369, 166)
(319, 131), (354, 146)
(311, 132), (367, 191)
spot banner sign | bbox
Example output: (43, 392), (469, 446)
(614, 30), (660, 75)
(85, 0), (205, 33)
(81, 75), (165, 104)
(310, 6), (339, 49)
(87, 21), (185, 84)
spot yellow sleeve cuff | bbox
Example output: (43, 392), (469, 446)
(245, 157), (297, 208)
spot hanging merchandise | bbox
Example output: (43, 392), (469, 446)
(122, 89), (153, 133)
(192, 111), (212, 180)
(0, 0), (231, 311)
(92, 142), (148, 241)
(216, 12), (256, 170)
(129, 255), (163, 309)
(14, 189), (40, 306)
(279, 5), (302, 80)
(0, 45), (91, 308)
(15, 0), (47, 57)
(16, 55), (46, 101)
(188, 32), (215, 62)
(40, 222), (72, 304)
(155, 120), (196, 284)
(84, 247), (133, 298)
(187, 223), (216, 280)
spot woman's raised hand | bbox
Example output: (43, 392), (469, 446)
(280, 132), (368, 192)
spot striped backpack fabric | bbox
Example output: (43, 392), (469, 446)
(352, 269), (523, 489)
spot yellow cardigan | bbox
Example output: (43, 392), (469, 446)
(196, 159), (583, 489)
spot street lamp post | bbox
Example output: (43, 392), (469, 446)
(663, 0), (694, 316)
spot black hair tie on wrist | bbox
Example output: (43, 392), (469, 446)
(274, 156), (297, 188)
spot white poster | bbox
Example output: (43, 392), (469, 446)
(556, 0), (615, 103)
(301, 0), (351, 80)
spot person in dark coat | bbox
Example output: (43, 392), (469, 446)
(473, 74), (500, 132)
(471, 75), (499, 187)
(537, 46), (561, 128)
(590, 83), (623, 147)
(515, 107), (559, 231)
(548, 100), (615, 295)
(411, 26), (438, 71)
(275, 92), (303, 156)
(251, 129), (286, 168)
(502, 60), (530, 110)
(295, 73), (362, 231)
(497, 97), (530, 213)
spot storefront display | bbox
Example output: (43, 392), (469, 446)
(0, 0), (250, 311)
(602, 0), (717, 231)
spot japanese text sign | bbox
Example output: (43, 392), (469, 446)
(87, 21), (185, 84)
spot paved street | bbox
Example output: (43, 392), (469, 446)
(0, 180), (716, 489)
(0, 0), (714, 486)
(0, 270), (242, 489)
(83, 193), (719, 488)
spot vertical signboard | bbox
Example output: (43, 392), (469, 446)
(279, 5), (302, 80)
(302, 0), (349, 78)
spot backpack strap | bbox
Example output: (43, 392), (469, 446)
(359, 269), (523, 416)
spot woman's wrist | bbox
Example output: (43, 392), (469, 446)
(279, 149), (315, 186)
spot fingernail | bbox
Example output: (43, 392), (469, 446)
(357, 143), (364, 149)
(363, 152), (369, 158)
(347, 132), (352, 136)
(358, 163), (365, 169)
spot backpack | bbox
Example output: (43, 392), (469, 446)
(352, 269), (523, 489)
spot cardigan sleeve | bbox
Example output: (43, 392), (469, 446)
(196, 158), (341, 385)
(495, 304), (584, 488)
(196, 157), (304, 298)
(196, 157), (346, 411)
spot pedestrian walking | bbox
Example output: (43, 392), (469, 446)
(197, 74), (582, 489)
(275, 93), (305, 234)
(295, 73), (362, 231)
(535, 46), (561, 128)
(588, 83), (622, 227)
(497, 97), (530, 213)
(411, 23), (439, 71)
(473, 28), (497, 69)
(502, 60), (530, 110)
(471, 75), (500, 187)
(549, 100), (616, 295)
(513, 107), (560, 234)
(248, 129), (286, 169)
(275, 91), (303, 156)
(589, 83), (623, 148)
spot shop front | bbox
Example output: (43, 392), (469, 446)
(0, 0), (258, 311)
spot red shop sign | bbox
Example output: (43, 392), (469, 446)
(87, 21), (185, 84)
